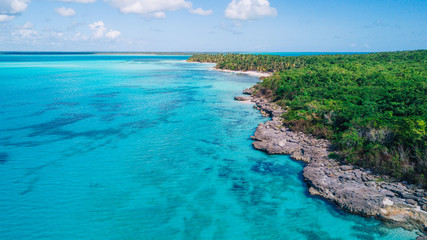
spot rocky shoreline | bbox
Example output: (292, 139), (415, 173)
(237, 85), (427, 236)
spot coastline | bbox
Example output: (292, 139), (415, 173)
(230, 72), (427, 236)
(210, 67), (273, 78)
(187, 59), (273, 78)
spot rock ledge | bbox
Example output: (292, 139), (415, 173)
(244, 87), (427, 235)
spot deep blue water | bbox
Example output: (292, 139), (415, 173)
(0, 55), (419, 239)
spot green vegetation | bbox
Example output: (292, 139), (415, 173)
(189, 51), (427, 186)
(188, 53), (306, 72)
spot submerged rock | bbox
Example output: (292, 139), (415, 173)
(248, 84), (427, 235)
(0, 152), (8, 164)
(234, 96), (250, 101)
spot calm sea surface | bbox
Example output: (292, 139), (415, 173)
(0, 55), (419, 239)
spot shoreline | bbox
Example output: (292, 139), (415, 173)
(212, 68), (273, 78)
(230, 71), (427, 236)
(187, 59), (273, 78)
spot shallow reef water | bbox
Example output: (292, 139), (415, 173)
(0, 55), (420, 239)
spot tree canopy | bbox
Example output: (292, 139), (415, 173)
(189, 50), (427, 186)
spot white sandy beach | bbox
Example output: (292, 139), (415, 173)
(211, 68), (273, 78)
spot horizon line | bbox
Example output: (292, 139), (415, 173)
(0, 51), (376, 56)
(1, 49), (424, 55)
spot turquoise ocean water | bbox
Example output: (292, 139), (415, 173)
(0, 55), (419, 239)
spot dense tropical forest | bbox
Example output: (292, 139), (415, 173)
(189, 51), (427, 186)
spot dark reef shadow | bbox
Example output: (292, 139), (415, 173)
(91, 92), (120, 98)
(0, 152), (8, 164)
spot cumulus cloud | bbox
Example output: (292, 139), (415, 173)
(0, 0), (30, 22)
(56, 0), (95, 3)
(151, 11), (165, 18)
(21, 21), (33, 28)
(189, 7), (212, 16)
(89, 21), (120, 40)
(105, 29), (120, 39)
(107, 0), (192, 18)
(89, 21), (106, 38)
(13, 29), (38, 39)
(0, 0), (30, 13)
(225, 0), (277, 20)
(12, 21), (39, 39)
(0, 14), (14, 22)
(55, 7), (76, 17)
(73, 32), (89, 41)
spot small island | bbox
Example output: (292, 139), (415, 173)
(189, 50), (427, 234)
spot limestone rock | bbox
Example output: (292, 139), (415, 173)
(243, 87), (255, 95)
(248, 84), (427, 234)
(234, 96), (250, 101)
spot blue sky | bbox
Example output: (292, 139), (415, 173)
(0, 0), (425, 52)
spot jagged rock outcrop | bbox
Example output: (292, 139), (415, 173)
(243, 87), (255, 95)
(246, 86), (427, 235)
(234, 96), (250, 101)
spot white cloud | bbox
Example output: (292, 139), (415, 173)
(152, 11), (165, 18)
(0, 14), (15, 22)
(55, 7), (76, 17)
(0, 0), (30, 21)
(89, 21), (120, 40)
(108, 0), (192, 18)
(12, 21), (38, 39)
(21, 21), (33, 28)
(13, 29), (39, 39)
(105, 29), (120, 39)
(3, 0), (29, 13)
(89, 21), (106, 38)
(189, 7), (212, 16)
(225, 0), (277, 20)
(73, 32), (89, 41)
(50, 31), (64, 38)
(56, 0), (95, 3)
